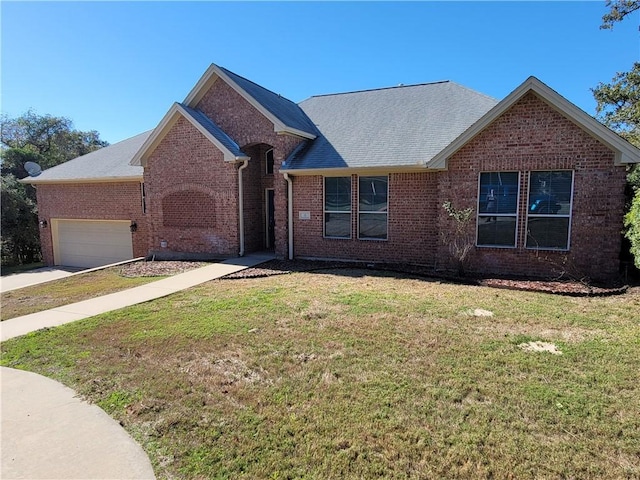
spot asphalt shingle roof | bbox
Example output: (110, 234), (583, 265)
(23, 131), (149, 183)
(27, 73), (501, 182)
(180, 104), (247, 159)
(285, 81), (498, 170)
(218, 65), (319, 137)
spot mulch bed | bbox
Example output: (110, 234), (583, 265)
(119, 261), (209, 278)
(117, 259), (632, 297)
(223, 259), (632, 297)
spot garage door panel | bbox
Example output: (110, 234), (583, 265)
(54, 220), (133, 268)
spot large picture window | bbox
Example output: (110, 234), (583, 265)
(526, 171), (573, 250)
(477, 172), (520, 247)
(324, 177), (351, 238)
(358, 176), (388, 240)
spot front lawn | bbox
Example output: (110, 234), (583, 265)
(0, 268), (163, 320)
(1, 269), (638, 479)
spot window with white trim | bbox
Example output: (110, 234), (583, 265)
(358, 176), (388, 240)
(526, 170), (573, 250)
(324, 177), (351, 238)
(477, 172), (519, 247)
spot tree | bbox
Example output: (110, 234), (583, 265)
(441, 201), (475, 276)
(594, 1), (640, 271)
(1, 110), (107, 176)
(1, 175), (40, 265)
(600, 0), (640, 29)
(592, 63), (640, 148)
(0, 111), (108, 266)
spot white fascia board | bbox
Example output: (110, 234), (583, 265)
(130, 103), (247, 166)
(280, 165), (428, 176)
(129, 107), (177, 167)
(427, 76), (640, 169)
(276, 127), (316, 140)
(21, 176), (143, 185)
(183, 64), (219, 107)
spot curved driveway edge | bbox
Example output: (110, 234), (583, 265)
(1, 367), (156, 480)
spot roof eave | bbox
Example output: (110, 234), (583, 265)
(280, 164), (430, 176)
(21, 176), (143, 185)
(276, 127), (316, 140)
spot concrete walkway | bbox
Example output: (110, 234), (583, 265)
(1, 253), (274, 342)
(0, 253), (274, 479)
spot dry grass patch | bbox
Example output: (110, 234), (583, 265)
(2, 269), (639, 479)
(0, 268), (165, 320)
(1, 261), (210, 320)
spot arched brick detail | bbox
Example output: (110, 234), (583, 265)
(161, 190), (215, 228)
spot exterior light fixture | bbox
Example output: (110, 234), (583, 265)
(39, 220), (48, 228)
(130, 221), (138, 233)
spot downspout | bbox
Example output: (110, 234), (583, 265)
(283, 172), (294, 260)
(237, 159), (249, 257)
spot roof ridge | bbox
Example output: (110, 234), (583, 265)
(445, 80), (499, 103)
(306, 80), (451, 99)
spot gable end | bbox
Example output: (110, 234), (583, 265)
(184, 64), (317, 140)
(427, 77), (640, 169)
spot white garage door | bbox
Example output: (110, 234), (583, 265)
(53, 219), (133, 268)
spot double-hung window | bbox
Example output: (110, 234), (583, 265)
(358, 176), (388, 240)
(324, 177), (351, 238)
(477, 172), (520, 247)
(526, 171), (573, 250)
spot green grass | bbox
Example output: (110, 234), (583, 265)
(0, 268), (165, 320)
(1, 269), (639, 479)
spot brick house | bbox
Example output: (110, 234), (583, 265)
(25, 64), (640, 281)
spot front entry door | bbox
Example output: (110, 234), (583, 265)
(266, 189), (275, 249)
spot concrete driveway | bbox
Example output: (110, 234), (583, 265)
(0, 267), (83, 293)
(1, 367), (156, 480)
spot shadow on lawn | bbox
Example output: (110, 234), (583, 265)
(223, 259), (632, 297)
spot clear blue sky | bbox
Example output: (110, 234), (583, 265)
(2, 1), (638, 144)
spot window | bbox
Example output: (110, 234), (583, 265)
(477, 172), (519, 247)
(265, 149), (274, 175)
(358, 176), (388, 240)
(526, 171), (573, 250)
(141, 183), (146, 214)
(324, 177), (351, 238)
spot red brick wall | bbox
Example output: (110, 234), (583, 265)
(292, 173), (439, 264)
(144, 116), (239, 258)
(196, 79), (305, 258)
(197, 80), (280, 149)
(35, 182), (146, 265)
(291, 92), (627, 281)
(439, 92), (626, 281)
